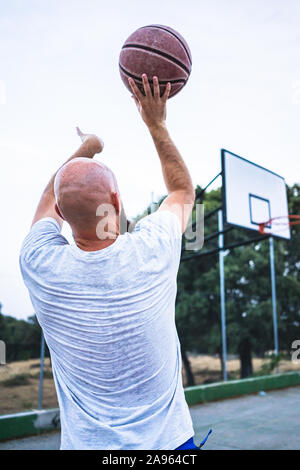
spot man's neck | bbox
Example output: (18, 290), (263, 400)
(72, 218), (121, 252)
(74, 233), (119, 252)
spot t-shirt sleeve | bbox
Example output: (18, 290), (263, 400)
(19, 217), (69, 268)
(133, 210), (182, 274)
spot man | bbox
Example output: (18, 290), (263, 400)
(20, 75), (196, 450)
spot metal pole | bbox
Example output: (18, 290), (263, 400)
(38, 332), (45, 410)
(269, 236), (279, 374)
(218, 210), (227, 381)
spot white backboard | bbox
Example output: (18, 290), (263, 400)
(221, 149), (290, 240)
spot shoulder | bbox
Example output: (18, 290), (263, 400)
(133, 210), (182, 241)
(20, 217), (69, 266)
(131, 210), (182, 270)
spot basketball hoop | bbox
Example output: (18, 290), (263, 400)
(258, 215), (300, 235)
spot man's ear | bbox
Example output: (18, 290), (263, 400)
(111, 192), (120, 216)
(55, 203), (65, 220)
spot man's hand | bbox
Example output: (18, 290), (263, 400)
(76, 126), (104, 155)
(128, 75), (171, 131)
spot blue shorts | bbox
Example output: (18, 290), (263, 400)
(175, 437), (198, 450)
(175, 429), (212, 450)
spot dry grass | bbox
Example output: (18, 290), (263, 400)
(0, 358), (58, 415)
(0, 355), (299, 415)
(181, 354), (300, 386)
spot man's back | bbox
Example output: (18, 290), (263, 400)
(19, 211), (194, 450)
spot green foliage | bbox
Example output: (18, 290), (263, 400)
(1, 373), (31, 387)
(252, 354), (282, 377)
(31, 369), (53, 379)
(176, 183), (300, 378)
(0, 313), (49, 362)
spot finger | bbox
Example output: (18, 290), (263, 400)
(131, 94), (139, 104)
(128, 78), (143, 102)
(131, 95), (141, 111)
(162, 82), (171, 102)
(153, 76), (160, 100)
(76, 126), (86, 143)
(142, 74), (152, 98)
(98, 137), (104, 152)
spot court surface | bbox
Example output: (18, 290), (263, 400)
(0, 386), (299, 450)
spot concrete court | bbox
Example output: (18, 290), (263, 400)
(0, 386), (299, 450)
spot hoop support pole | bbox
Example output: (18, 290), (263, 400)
(269, 236), (279, 374)
(218, 209), (227, 381)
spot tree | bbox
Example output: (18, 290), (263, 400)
(176, 184), (300, 381)
(0, 313), (45, 362)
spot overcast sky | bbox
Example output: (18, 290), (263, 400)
(1, 0), (299, 319)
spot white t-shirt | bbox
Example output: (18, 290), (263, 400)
(19, 211), (194, 450)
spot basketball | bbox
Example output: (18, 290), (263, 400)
(119, 24), (192, 99)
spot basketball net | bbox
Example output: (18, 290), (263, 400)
(258, 215), (300, 235)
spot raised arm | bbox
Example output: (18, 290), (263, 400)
(129, 75), (195, 233)
(31, 128), (104, 228)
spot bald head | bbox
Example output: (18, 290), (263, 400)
(54, 158), (120, 237)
